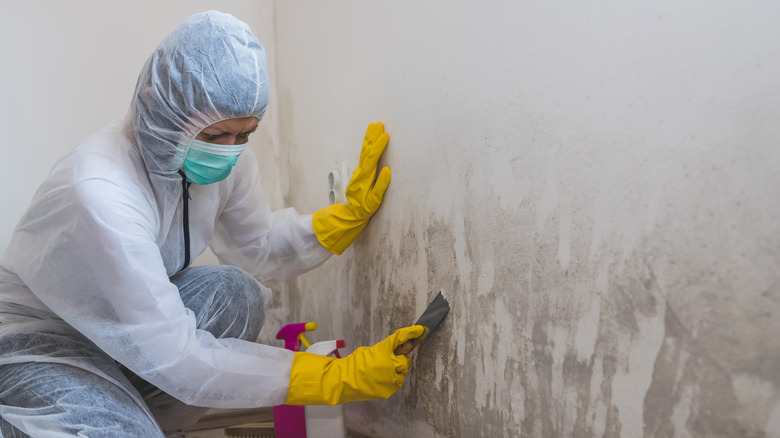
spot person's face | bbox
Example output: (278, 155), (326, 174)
(195, 117), (259, 145)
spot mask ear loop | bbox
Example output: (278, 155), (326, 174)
(178, 135), (197, 172)
(178, 117), (218, 169)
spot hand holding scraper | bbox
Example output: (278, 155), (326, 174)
(394, 291), (450, 356)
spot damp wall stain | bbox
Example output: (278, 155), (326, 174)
(282, 134), (780, 437)
(269, 3), (780, 437)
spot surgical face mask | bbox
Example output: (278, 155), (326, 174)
(180, 139), (248, 185)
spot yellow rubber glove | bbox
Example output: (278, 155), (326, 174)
(285, 325), (425, 405)
(313, 122), (391, 255)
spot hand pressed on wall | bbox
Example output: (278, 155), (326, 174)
(312, 122), (391, 255)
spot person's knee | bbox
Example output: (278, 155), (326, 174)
(217, 266), (267, 338)
(220, 266), (268, 341)
(174, 265), (268, 341)
(215, 265), (268, 307)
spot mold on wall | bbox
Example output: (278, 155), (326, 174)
(265, 1), (780, 437)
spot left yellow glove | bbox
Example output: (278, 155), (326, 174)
(313, 122), (391, 255)
(285, 325), (425, 405)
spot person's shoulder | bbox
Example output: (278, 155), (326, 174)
(77, 126), (145, 178)
(41, 122), (157, 220)
(18, 167), (159, 244)
(47, 123), (149, 194)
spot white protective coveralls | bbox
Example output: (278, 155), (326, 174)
(0, 10), (331, 436)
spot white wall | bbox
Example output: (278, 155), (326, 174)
(0, 1), (277, 252)
(271, 1), (780, 437)
(3, 2), (780, 437)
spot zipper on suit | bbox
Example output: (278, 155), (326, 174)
(178, 170), (192, 273)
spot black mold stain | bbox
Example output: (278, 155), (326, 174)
(345, 216), (462, 437)
(341, 179), (779, 437)
(643, 302), (767, 438)
(564, 349), (595, 437)
(402, 218), (461, 436)
(527, 317), (554, 437)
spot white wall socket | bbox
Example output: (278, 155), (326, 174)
(328, 161), (350, 204)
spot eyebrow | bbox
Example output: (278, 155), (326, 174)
(202, 124), (259, 135)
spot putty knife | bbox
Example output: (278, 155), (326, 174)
(394, 291), (450, 356)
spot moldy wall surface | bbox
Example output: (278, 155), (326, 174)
(263, 2), (780, 437)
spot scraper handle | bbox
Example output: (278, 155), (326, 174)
(394, 339), (415, 356)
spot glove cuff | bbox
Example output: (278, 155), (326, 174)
(313, 204), (369, 255)
(286, 351), (340, 405)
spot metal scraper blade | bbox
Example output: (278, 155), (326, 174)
(414, 291), (450, 333)
(394, 291), (450, 356)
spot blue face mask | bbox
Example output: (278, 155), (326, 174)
(179, 139), (248, 185)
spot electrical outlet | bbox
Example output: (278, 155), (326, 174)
(328, 161), (350, 204)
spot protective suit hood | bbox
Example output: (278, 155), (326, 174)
(131, 10), (269, 178)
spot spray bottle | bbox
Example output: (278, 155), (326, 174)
(274, 323), (346, 438)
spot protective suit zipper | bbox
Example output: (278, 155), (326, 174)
(178, 171), (192, 272)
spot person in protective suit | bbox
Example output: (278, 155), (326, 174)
(0, 10), (423, 437)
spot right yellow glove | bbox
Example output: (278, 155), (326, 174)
(285, 325), (425, 405)
(312, 122), (391, 255)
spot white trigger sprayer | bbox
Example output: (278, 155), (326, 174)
(305, 340), (345, 358)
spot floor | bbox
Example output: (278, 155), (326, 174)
(181, 408), (275, 437)
(180, 407), (364, 438)
(182, 428), (228, 438)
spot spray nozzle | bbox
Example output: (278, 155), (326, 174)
(276, 322), (319, 352)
